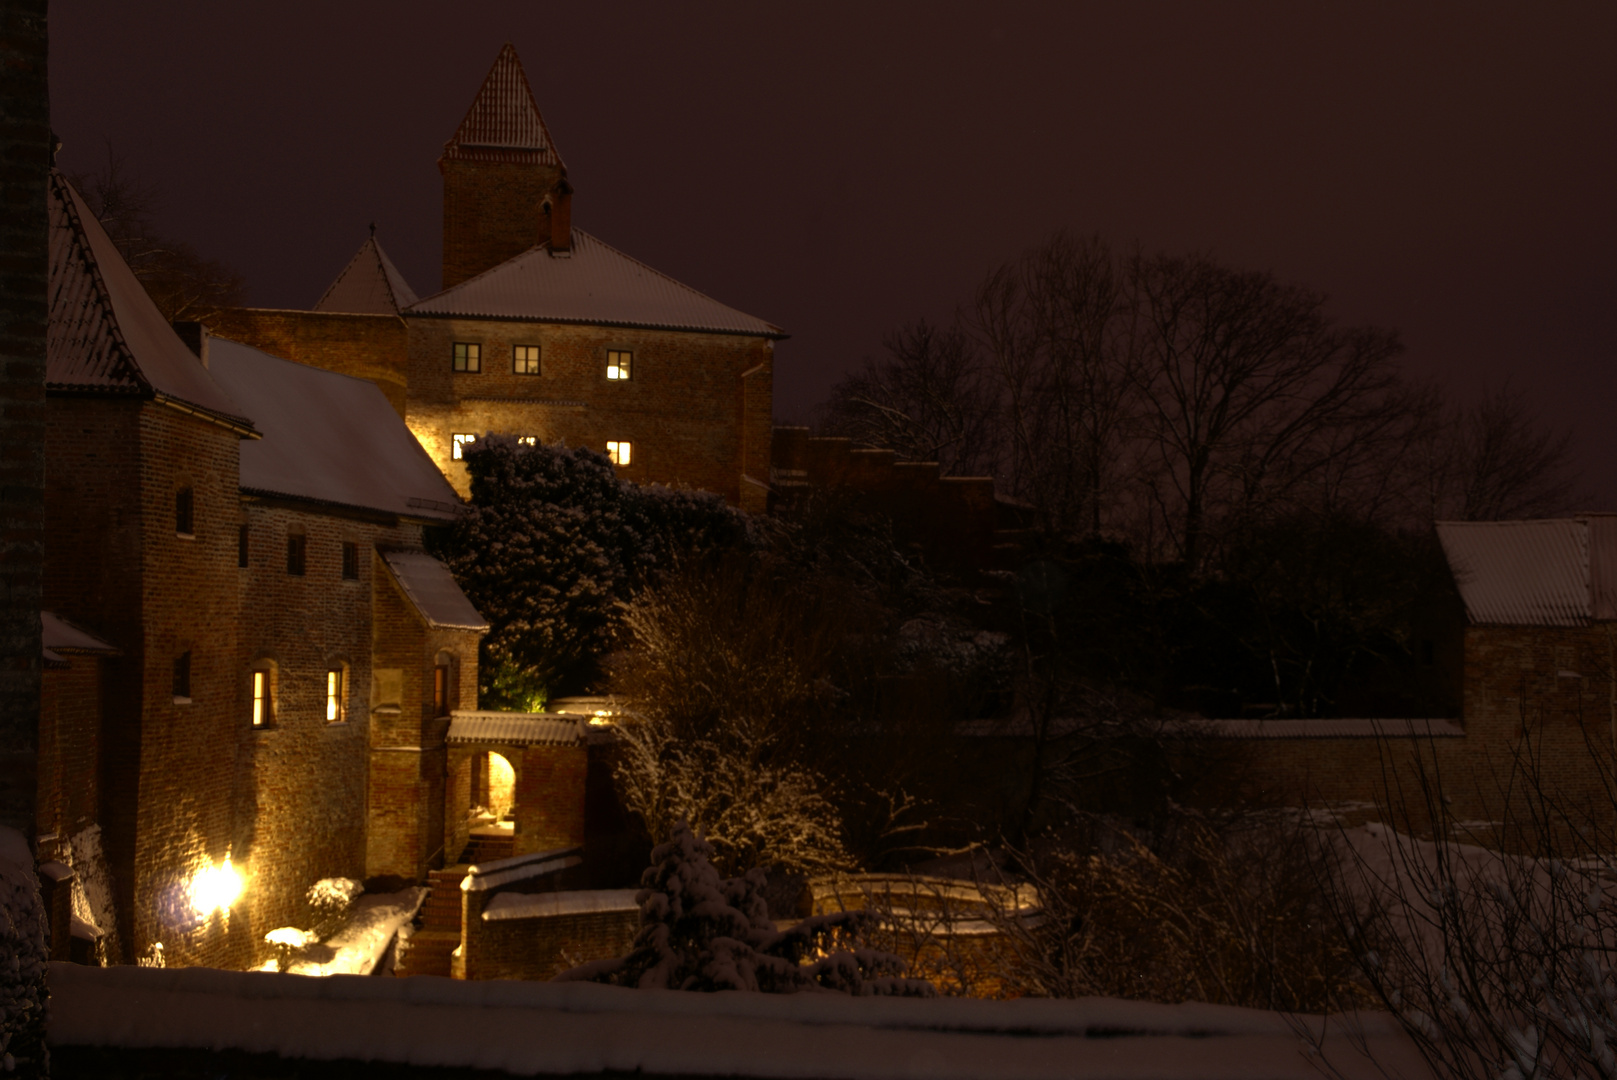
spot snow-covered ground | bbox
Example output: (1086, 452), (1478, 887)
(47, 962), (1430, 1078)
(254, 887), (425, 977)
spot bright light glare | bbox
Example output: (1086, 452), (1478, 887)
(192, 854), (244, 916)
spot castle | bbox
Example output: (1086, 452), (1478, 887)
(207, 44), (782, 514)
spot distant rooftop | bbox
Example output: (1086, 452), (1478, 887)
(46, 172), (254, 432)
(407, 229), (784, 338)
(207, 338), (462, 522)
(1437, 516), (1617, 626)
(442, 43), (563, 168)
(313, 231), (419, 315)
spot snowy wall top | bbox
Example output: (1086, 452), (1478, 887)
(407, 229), (784, 338)
(207, 339), (463, 523)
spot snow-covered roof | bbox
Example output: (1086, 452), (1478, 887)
(378, 550), (488, 632)
(41, 612), (118, 656)
(447, 712), (584, 746)
(406, 229), (784, 338)
(441, 43), (564, 168)
(1436, 517), (1617, 626)
(47, 173), (254, 433)
(207, 339), (463, 521)
(312, 233), (418, 315)
(483, 888), (638, 921)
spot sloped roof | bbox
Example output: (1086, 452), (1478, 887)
(446, 712), (584, 746)
(1435, 518), (1608, 626)
(207, 338), (463, 521)
(47, 173), (254, 431)
(442, 43), (563, 168)
(41, 612), (119, 655)
(379, 549), (489, 632)
(313, 232), (419, 314)
(406, 229), (784, 338)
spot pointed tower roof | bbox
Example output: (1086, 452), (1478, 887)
(46, 172), (254, 433)
(442, 43), (564, 167)
(313, 230), (420, 314)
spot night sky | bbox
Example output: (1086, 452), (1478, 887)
(49, 3), (1617, 505)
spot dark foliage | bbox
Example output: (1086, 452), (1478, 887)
(435, 437), (750, 701)
(555, 821), (934, 996)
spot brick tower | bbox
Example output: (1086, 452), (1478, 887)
(440, 43), (571, 291)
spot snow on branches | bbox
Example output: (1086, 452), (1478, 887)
(557, 822), (932, 997)
(0, 828), (48, 1074)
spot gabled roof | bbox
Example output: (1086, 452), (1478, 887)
(379, 549), (489, 632)
(313, 232), (419, 314)
(47, 173), (254, 432)
(442, 43), (563, 168)
(206, 338), (463, 521)
(406, 229), (785, 338)
(41, 612), (119, 656)
(1436, 517), (1617, 626)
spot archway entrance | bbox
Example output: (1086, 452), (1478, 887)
(486, 752), (514, 821)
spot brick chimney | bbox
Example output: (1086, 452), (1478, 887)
(548, 177), (573, 254)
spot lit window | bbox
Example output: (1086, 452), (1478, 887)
(513, 345), (540, 375)
(452, 342), (481, 373)
(606, 350), (632, 380)
(238, 523), (249, 568)
(175, 488), (194, 536)
(606, 441), (632, 466)
(173, 651), (192, 701)
(452, 433), (477, 461)
(251, 666), (274, 727)
(517, 435), (537, 446)
(326, 667), (347, 723)
(341, 541), (359, 581)
(286, 534), (306, 576)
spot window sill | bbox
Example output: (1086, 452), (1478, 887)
(172, 696), (192, 706)
(176, 532), (196, 541)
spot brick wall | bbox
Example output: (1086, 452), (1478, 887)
(37, 660), (102, 847)
(405, 317), (773, 506)
(367, 564), (480, 881)
(513, 744), (586, 854)
(234, 502), (421, 963)
(0, 0), (49, 837)
(204, 310), (409, 417)
(460, 897), (637, 982)
(440, 160), (563, 290)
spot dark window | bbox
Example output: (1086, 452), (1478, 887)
(452, 342), (482, 373)
(1421, 639), (1435, 666)
(513, 345), (540, 375)
(238, 524), (249, 568)
(173, 651), (191, 700)
(606, 349), (632, 380)
(433, 663), (450, 717)
(175, 488), (194, 535)
(341, 542), (359, 580)
(287, 534), (306, 576)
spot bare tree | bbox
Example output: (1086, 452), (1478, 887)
(820, 320), (1001, 478)
(1126, 252), (1406, 569)
(966, 231), (1138, 536)
(1424, 381), (1580, 523)
(68, 146), (246, 322)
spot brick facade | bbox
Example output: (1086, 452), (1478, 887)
(408, 318), (774, 511)
(459, 890), (637, 983)
(441, 159), (564, 291)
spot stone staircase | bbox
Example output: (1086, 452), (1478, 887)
(394, 865), (468, 978)
(461, 829), (515, 867)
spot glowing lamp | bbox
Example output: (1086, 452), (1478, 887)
(192, 853), (244, 916)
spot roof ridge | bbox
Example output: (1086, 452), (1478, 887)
(47, 172), (152, 395)
(313, 233), (419, 314)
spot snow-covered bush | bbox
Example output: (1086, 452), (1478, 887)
(557, 821), (932, 996)
(437, 437), (750, 699)
(307, 877), (363, 939)
(0, 828), (48, 1074)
